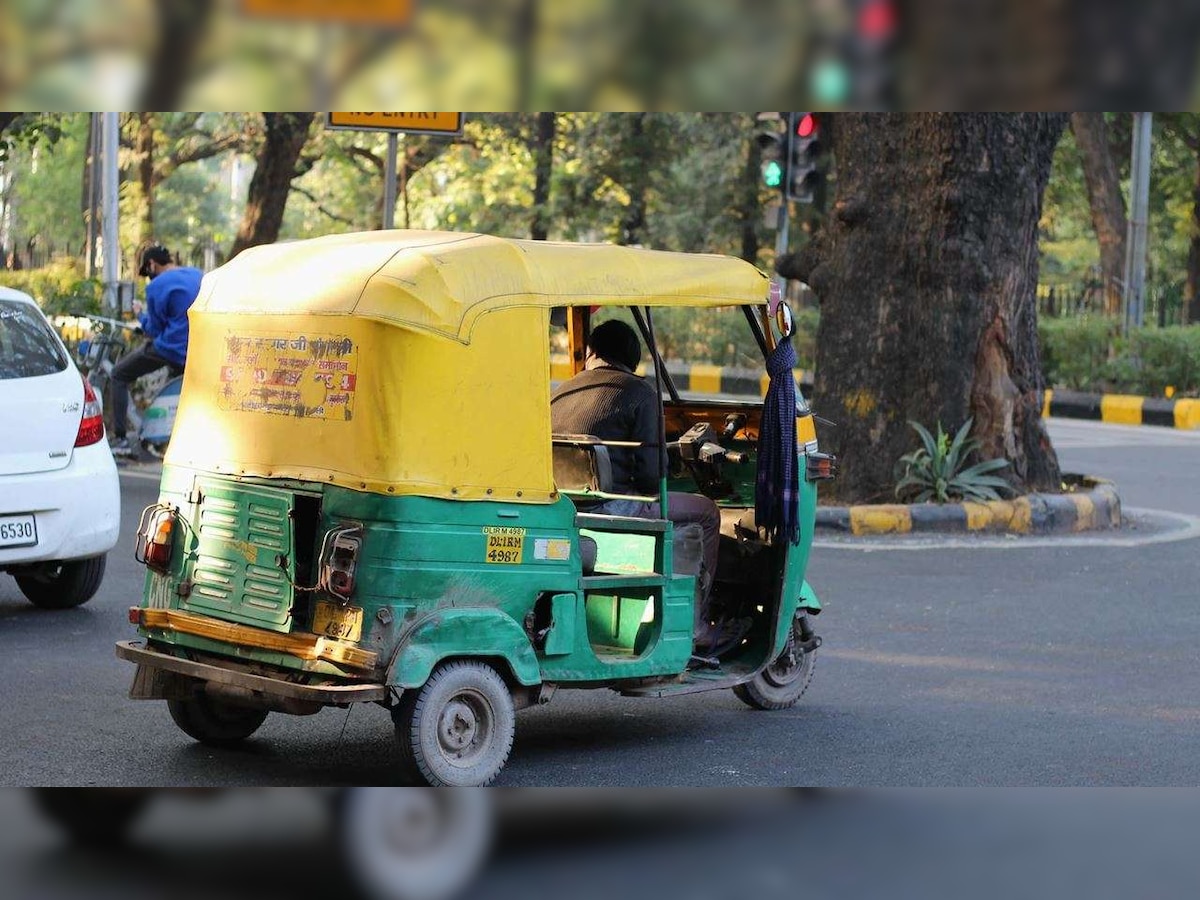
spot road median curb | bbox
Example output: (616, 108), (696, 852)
(815, 475), (1122, 537)
(1041, 390), (1199, 429)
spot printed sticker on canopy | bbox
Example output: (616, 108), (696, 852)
(218, 331), (360, 421)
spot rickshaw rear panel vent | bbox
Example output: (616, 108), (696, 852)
(183, 479), (301, 632)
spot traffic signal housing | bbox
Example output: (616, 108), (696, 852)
(755, 118), (787, 191)
(786, 112), (825, 204)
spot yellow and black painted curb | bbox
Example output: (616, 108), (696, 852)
(815, 476), (1122, 537)
(1041, 389), (1200, 430)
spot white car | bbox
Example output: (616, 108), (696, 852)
(0, 287), (120, 608)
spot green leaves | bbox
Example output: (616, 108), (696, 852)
(893, 418), (1013, 504)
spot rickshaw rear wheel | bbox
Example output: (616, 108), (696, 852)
(336, 787), (493, 900)
(167, 694), (269, 746)
(393, 660), (515, 787)
(33, 788), (150, 846)
(733, 619), (817, 711)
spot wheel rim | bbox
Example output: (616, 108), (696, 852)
(762, 630), (809, 689)
(380, 789), (443, 854)
(436, 690), (493, 768)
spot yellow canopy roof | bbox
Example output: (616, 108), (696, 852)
(195, 230), (770, 343)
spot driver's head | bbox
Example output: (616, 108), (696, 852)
(588, 319), (641, 371)
(138, 244), (172, 279)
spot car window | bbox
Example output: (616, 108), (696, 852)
(0, 299), (69, 380)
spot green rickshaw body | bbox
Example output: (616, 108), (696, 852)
(119, 230), (831, 785)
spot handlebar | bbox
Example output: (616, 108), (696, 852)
(85, 315), (140, 331)
(668, 423), (751, 467)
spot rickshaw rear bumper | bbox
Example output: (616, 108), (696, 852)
(115, 640), (389, 710)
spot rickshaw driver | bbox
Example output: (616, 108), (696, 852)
(550, 319), (742, 654)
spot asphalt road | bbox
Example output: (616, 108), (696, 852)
(2, 418), (1199, 787)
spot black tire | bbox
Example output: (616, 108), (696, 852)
(733, 619), (818, 711)
(167, 694), (269, 747)
(393, 661), (515, 787)
(15, 555), (107, 609)
(337, 787), (493, 900)
(33, 788), (150, 847)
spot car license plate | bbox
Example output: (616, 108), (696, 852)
(0, 514), (37, 549)
(312, 600), (363, 643)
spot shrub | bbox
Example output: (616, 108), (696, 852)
(894, 419), (1012, 504)
(1038, 317), (1200, 397)
(1038, 317), (1117, 391)
(0, 261), (103, 315)
(1116, 327), (1200, 397)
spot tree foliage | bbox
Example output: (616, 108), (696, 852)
(1041, 112), (1200, 324)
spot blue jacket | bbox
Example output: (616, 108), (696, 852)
(140, 266), (202, 367)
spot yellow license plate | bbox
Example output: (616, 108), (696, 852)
(312, 600), (363, 643)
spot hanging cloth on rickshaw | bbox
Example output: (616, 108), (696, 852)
(755, 333), (801, 545)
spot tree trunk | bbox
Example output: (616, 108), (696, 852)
(1187, 147), (1200, 325)
(82, 114), (99, 277)
(740, 118), (761, 265)
(802, 113), (1066, 504)
(135, 113), (156, 244)
(230, 114), (315, 258)
(619, 114), (649, 246)
(1071, 113), (1127, 317)
(531, 112), (555, 241)
(137, 0), (216, 109)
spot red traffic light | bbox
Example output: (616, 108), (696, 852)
(796, 113), (817, 139)
(858, 0), (897, 41)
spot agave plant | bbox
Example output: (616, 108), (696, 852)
(894, 418), (1012, 503)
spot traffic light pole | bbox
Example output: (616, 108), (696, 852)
(774, 194), (790, 300)
(1123, 111), (1152, 335)
(101, 112), (120, 313)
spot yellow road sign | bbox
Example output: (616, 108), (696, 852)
(242, 0), (413, 26)
(327, 112), (464, 136)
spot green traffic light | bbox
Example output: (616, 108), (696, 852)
(761, 159), (783, 188)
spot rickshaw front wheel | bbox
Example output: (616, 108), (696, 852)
(167, 694), (269, 746)
(733, 618), (817, 711)
(393, 661), (516, 787)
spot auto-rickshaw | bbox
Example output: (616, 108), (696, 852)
(117, 230), (836, 786)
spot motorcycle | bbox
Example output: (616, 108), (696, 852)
(74, 314), (182, 458)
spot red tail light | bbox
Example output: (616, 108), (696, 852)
(75, 377), (105, 447)
(320, 524), (363, 599)
(134, 504), (177, 574)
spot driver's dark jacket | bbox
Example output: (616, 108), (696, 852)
(550, 363), (666, 495)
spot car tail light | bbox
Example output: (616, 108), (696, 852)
(134, 504), (177, 574)
(319, 524), (363, 599)
(805, 451), (838, 481)
(75, 377), (105, 447)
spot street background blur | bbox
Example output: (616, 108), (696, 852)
(2, 0), (1197, 110)
(8, 787), (1200, 900)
